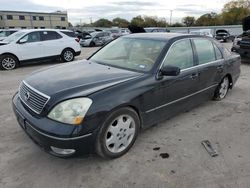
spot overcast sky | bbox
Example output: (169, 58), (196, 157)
(0, 0), (230, 24)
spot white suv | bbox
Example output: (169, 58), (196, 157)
(0, 29), (81, 70)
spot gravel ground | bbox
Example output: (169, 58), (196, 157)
(1, 43), (250, 188)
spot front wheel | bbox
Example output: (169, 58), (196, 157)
(96, 107), (140, 159)
(214, 76), (230, 100)
(0, 54), (18, 70)
(61, 49), (75, 62)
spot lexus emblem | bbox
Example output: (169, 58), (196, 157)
(25, 92), (30, 101)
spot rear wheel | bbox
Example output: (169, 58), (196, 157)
(214, 76), (230, 100)
(61, 49), (75, 62)
(96, 107), (140, 159)
(89, 41), (95, 47)
(0, 54), (18, 70)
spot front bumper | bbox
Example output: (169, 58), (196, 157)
(12, 93), (97, 157)
(75, 51), (81, 56)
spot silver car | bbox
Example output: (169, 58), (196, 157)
(80, 31), (113, 47)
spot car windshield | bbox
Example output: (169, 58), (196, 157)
(0, 31), (8, 37)
(3, 31), (26, 43)
(90, 37), (166, 72)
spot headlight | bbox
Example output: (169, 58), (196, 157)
(48, 98), (92, 125)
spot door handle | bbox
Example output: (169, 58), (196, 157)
(217, 65), (223, 73)
(190, 73), (199, 80)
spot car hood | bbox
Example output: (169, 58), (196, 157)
(24, 60), (142, 97)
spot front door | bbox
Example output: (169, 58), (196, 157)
(143, 39), (200, 126)
(16, 31), (44, 61)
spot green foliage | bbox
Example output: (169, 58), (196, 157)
(130, 15), (167, 27)
(93, 19), (112, 27)
(112, 17), (130, 28)
(130, 15), (145, 27)
(196, 12), (222, 26)
(182, 16), (195, 27)
(170, 22), (184, 27)
(221, 0), (250, 25)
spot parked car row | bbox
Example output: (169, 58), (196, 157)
(0, 29), (81, 70)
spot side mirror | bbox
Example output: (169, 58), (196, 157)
(18, 38), (27, 44)
(160, 65), (180, 76)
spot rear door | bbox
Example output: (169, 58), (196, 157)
(40, 31), (63, 57)
(192, 38), (224, 96)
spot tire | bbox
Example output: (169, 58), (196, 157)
(89, 41), (95, 47)
(213, 76), (230, 100)
(61, 49), (75, 62)
(96, 107), (140, 159)
(0, 54), (18, 70)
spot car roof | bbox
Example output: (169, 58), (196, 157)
(1, 29), (19, 31)
(16, 29), (67, 32)
(123, 33), (195, 41)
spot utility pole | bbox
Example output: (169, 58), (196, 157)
(90, 17), (92, 25)
(170, 10), (173, 26)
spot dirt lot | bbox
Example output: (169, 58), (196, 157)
(1, 43), (250, 188)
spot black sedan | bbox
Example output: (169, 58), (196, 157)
(12, 33), (241, 158)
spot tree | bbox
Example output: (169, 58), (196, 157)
(196, 12), (222, 26)
(157, 18), (167, 27)
(130, 15), (167, 27)
(68, 22), (73, 28)
(170, 22), (183, 27)
(112, 17), (130, 28)
(221, 0), (250, 25)
(131, 15), (145, 27)
(93, 19), (112, 27)
(182, 16), (195, 27)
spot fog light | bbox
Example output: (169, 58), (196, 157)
(50, 146), (76, 156)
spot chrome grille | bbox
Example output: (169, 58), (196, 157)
(19, 81), (50, 114)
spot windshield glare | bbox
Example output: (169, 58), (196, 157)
(0, 31), (8, 37)
(3, 32), (26, 43)
(90, 37), (166, 72)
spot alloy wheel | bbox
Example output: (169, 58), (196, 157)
(64, 50), (74, 62)
(2, 57), (16, 70)
(105, 115), (136, 153)
(219, 77), (229, 99)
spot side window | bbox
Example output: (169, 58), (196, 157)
(163, 39), (194, 70)
(193, 39), (216, 64)
(21, 32), (41, 43)
(213, 44), (223, 59)
(95, 34), (101, 38)
(40, 31), (62, 41)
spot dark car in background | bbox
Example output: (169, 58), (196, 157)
(232, 16), (250, 60)
(80, 31), (113, 47)
(215, 29), (233, 42)
(13, 33), (240, 159)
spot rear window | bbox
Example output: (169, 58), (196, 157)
(213, 44), (223, 59)
(40, 31), (62, 41)
(61, 31), (76, 38)
(193, 39), (216, 64)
